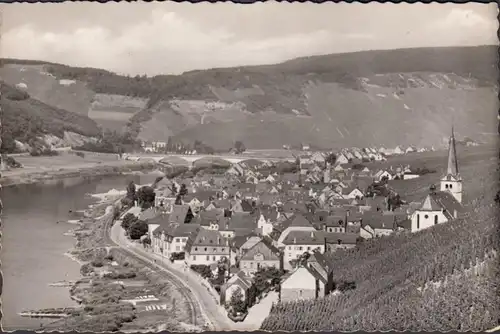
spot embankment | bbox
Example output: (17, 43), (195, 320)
(43, 196), (203, 332)
(0, 160), (157, 187)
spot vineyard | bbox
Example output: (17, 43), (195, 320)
(261, 151), (499, 331)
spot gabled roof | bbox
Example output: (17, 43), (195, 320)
(428, 191), (463, 218)
(240, 238), (281, 261)
(224, 271), (253, 290)
(185, 228), (228, 252)
(289, 214), (314, 228)
(308, 249), (331, 273)
(361, 212), (396, 230)
(139, 207), (159, 221)
(170, 204), (193, 224)
(282, 230), (326, 245)
(223, 212), (256, 231)
(420, 194), (443, 211)
(324, 232), (358, 245)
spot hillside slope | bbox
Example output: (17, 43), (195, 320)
(0, 60), (148, 133)
(0, 63), (95, 116)
(4, 46), (497, 149)
(261, 148), (499, 331)
(135, 46), (500, 149)
(0, 82), (101, 152)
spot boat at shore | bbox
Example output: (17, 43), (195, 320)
(19, 307), (80, 319)
(48, 280), (76, 287)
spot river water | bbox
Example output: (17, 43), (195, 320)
(1, 172), (159, 331)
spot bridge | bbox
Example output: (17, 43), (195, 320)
(123, 153), (292, 166)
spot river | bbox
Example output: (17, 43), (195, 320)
(1, 172), (159, 331)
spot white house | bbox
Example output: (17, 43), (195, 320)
(344, 187), (364, 200)
(280, 267), (317, 302)
(281, 230), (326, 271)
(336, 153), (349, 165)
(276, 214), (317, 247)
(374, 170), (393, 182)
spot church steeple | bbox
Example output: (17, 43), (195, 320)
(440, 125), (463, 203)
(446, 125), (459, 177)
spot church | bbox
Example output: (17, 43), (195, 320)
(410, 127), (464, 233)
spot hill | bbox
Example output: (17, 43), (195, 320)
(0, 59), (148, 134)
(0, 82), (101, 153)
(260, 147), (499, 332)
(3, 45), (497, 150)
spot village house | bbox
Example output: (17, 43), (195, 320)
(400, 165), (420, 180)
(343, 186), (365, 200)
(184, 228), (231, 266)
(279, 258), (334, 303)
(239, 238), (282, 276)
(335, 153), (349, 165)
(256, 208), (279, 237)
(324, 232), (358, 252)
(359, 213), (398, 239)
(374, 170), (393, 182)
(220, 271), (254, 307)
(311, 152), (326, 165)
(281, 230), (326, 270)
(276, 214), (317, 247)
(151, 223), (201, 258)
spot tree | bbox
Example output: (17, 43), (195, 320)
(179, 183), (188, 197)
(175, 194), (183, 205)
(171, 183), (178, 196)
(121, 213), (138, 231)
(129, 220), (148, 240)
(229, 287), (247, 314)
(137, 186), (156, 209)
(325, 153), (337, 165)
(126, 181), (136, 201)
(234, 141), (246, 154)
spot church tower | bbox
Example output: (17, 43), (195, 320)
(440, 126), (462, 203)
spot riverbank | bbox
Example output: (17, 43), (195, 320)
(0, 155), (157, 187)
(41, 193), (204, 332)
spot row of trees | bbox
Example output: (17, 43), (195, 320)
(121, 181), (156, 209)
(74, 129), (142, 154)
(120, 213), (149, 240)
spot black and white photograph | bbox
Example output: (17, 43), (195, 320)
(0, 1), (498, 332)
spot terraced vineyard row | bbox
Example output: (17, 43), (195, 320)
(261, 151), (499, 331)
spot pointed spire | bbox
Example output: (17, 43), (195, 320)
(446, 125), (459, 176)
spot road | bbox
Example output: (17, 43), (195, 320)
(109, 219), (234, 331)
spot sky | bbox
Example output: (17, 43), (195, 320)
(1, 2), (498, 76)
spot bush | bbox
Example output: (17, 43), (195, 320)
(4, 88), (30, 101)
(128, 220), (148, 240)
(30, 148), (59, 157)
(91, 260), (104, 267)
(75, 151), (85, 158)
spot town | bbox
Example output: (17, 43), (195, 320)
(112, 128), (464, 325)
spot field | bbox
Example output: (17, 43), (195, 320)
(87, 94), (148, 133)
(261, 144), (499, 332)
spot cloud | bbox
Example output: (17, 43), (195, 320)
(1, 6), (496, 76)
(0, 9), (371, 75)
(425, 8), (498, 46)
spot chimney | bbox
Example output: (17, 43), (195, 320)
(311, 231), (315, 238)
(293, 237), (297, 244)
(217, 237), (220, 244)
